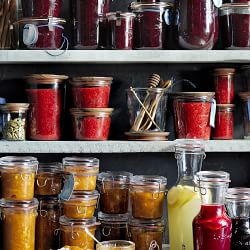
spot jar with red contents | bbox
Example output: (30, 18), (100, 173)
(213, 68), (235, 104)
(25, 74), (68, 141)
(213, 104), (234, 140)
(70, 77), (113, 108)
(171, 92), (216, 140)
(106, 12), (135, 50)
(70, 108), (113, 141)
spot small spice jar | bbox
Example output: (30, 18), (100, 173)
(70, 77), (113, 108)
(63, 157), (99, 191)
(213, 104), (234, 140)
(130, 175), (167, 220)
(0, 156), (38, 201)
(213, 68), (235, 104)
(35, 162), (63, 196)
(97, 171), (132, 214)
(98, 212), (129, 241)
(1, 103), (29, 141)
(96, 240), (135, 250)
(239, 92), (250, 139)
(62, 191), (99, 219)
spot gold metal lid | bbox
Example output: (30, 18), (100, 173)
(213, 68), (236, 75)
(70, 108), (114, 117)
(0, 103), (29, 113)
(170, 92), (215, 99)
(216, 104), (235, 111)
(26, 74), (69, 84)
(106, 12), (136, 18)
(13, 17), (66, 25)
(70, 77), (113, 87)
(130, 1), (173, 10)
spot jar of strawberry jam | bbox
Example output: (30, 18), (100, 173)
(239, 92), (250, 139)
(213, 104), (234, 140)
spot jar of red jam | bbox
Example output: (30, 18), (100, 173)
(239, 92), (250, 139)
(241, 65), (250, 91)
(213, 104), (234, 140)
(25, 74), (68, 140)
(70, 108), (113, 141)
(70, 77), (113, 108)
(131, 2), (173, 49)
(213, 68), (235, 104)
(171, 92), (216, 140)
(176, 0), (219, 49)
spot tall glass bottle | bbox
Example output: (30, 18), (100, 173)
(168, 140), (205, 250)
(193, 171), (232, 250)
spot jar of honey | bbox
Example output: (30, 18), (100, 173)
(0, 156), (38, 201)
(97, 171), (132, 214)
(129, 175), (167, 219)
(63, 157), (99, 191)
(62, 190), (99, 219)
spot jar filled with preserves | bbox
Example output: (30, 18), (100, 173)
(130, 175), (167, 219)
(97, 171), (132, 214)
(63, 157), (99, 191)
(35, 162), (63, 196)
(96, 240), (135, 250)
(36, 197), (61, 250)
(239, 92), (250, 139)
(0, 198), (38, 250)
(0, 156), (38, 201)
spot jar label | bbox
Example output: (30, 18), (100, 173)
(213, 0), (222, 8)
(58, 173), (74, 200)
(210, 99), (216, 128)
(23, 24), (38, 46)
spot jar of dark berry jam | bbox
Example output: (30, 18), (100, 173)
(131, 2), (173, 49)
(106, 12), (135, 50)
(176, 0), (219, 49)
(213, 104), (234, 140)
(239, 92), (250, 139)
(171, 92), (216, 140)
(213, 68), (235, 104)
(25, 74), (68, 140)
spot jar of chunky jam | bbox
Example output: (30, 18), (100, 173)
(130, 175), (167, 220)
(63, 157), (99, 191)
(242, 65), (250, 91)
(96, 240), (135, 250)
(35, 162), (63, 196)
(129, 218), (165, 250)
(98, 212), (129, 241)
(0, 156), (38, 201)
(213, 104), (234, 140)
(98, 172), (132, 214)
(36, 197), (61, 250)
(131, 2), (173, 49)
(0, 198), (38, 250)
(171, 92), (216, 140)
(239, 92), (250, 139)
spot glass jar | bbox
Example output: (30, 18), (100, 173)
(97, 171), (132, 214)
(242, 65), (250, 91)
(130, 175), (167, 219)
(129, 218), (165, 250)
(131, 2), (173, 49)
(0, 198), (38, 250)
(106, 12), (135, 50)
(25, 74), (68, 140)
(0, 156), (38, 201)
(70, 77), (113, 108)
(171, 92), (216, 140)
(63, 157), (99, 191)
(176, 0), (219, 49)
(239, 92), (250, 139)
(168, 140), (205, 250)
(36, 197), (61, 250)
(98, 212), (129, 241)
(193, 171), (232, 250)
(35, 162), (63, 196)
(1, 103), (29, 141)
(62, 191), (99, 219)
(70, 108), (113, 141)
(96, 241), (135, 250)
(213, 104), (234, 140)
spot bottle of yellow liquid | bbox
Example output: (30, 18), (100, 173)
(167, 140), (205, 250)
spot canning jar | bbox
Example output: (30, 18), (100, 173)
(171, 92), (216, 140)
(36, 197), (61, 250)
(176, 0), (219, 49)
(63, 157), (99, 191)
(70, 77), (113, 108)
(70, 108), (113, 141)
(213, 104), (234, 140)
(239, 92), (250, 139)
(96, 241), (135, 250)
(131, 2), (173, 49)
(59, 216), (98, 249)
(25, 74), (68, 140)
(242, 65), (250, 91)
(130, 175), (167, 219)
(106, 12), (135, 50)
(1, 103), (29, 141)
(62, 191), (99, 219)
(129, 218), (165, 250)
(0, 198), (38, 250)
(0, 156), (38, 201)
(35, 162), (63, 196)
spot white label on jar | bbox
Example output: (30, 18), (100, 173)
(23, 24), (38, 45)
(210, 98), (216, 128)
(213, 0), (222, 8)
